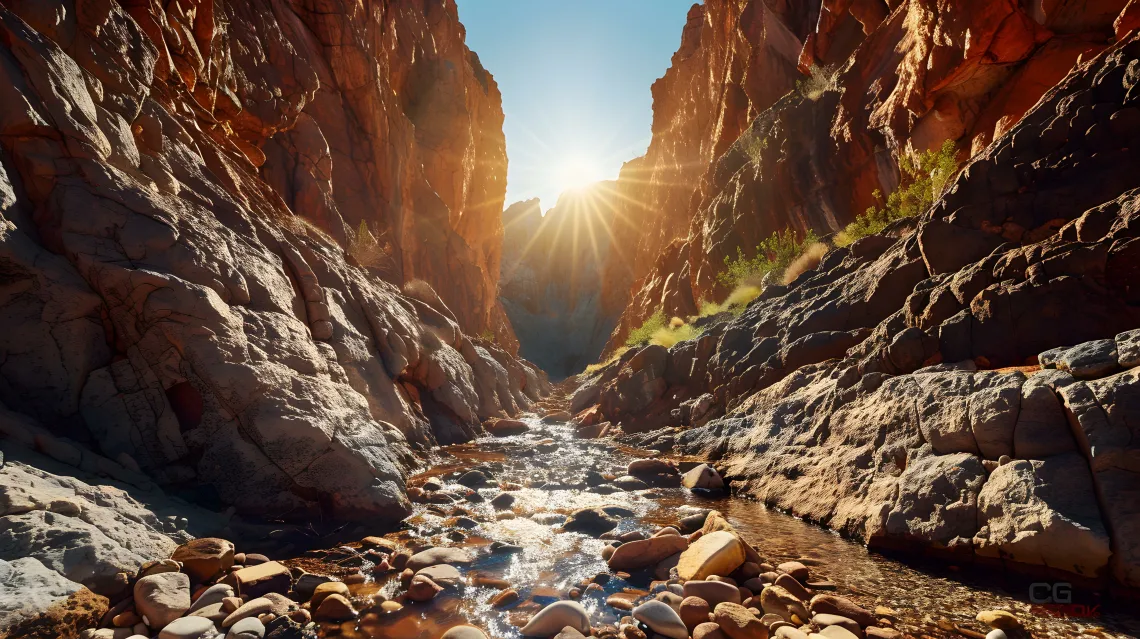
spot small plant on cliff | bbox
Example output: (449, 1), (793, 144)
(741, 130), (768, 165)
(584, 347), (629, 376)
(835, 140), (959, 247)
(782, 241), (830, 285)
(797, 64), (839, 101)
(625, 309), (666, 348)
(650, 318), (703, 348)
(716, 227), (820, 289)
(478, 328), (496, 345)
(348, 220), (394, 269)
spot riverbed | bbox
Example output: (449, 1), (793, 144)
(306, 420), (1140, 639)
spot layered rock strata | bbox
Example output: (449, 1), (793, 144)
(575, 35), (1140, 588)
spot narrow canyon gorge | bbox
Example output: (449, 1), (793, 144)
(1, 1), (1139, 639)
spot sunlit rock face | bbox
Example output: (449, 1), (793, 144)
(500, 187), (623, 379)
(584, 28), (1140, 588)
(602, 0), (1126, 352)
(0, 0), (545, 523)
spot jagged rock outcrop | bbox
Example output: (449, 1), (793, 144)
(0, 0), (547, 529)
(579, 33), (1140, 588)
(603, 0), (1126, 353)
(500, 187), (623, 379)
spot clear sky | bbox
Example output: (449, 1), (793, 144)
(456, 0), (698, 211)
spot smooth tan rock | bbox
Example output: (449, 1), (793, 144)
(607, 534), (689, 572)
(976, 610), (1021, 629)
(157, 616), (214, 639)
(677, 531), (746, 580)
(171, 538), (234, 583)
(808, 595), (874, 627)
(222, 562), (291, 598)
(313, 593), (356, 621)
(441, 625), (489, 639)
(682, 464), (725, 491)
(680, 596), (711, 630)
(519, 600), (591, 637)
(694, 622), (728, 639)
(406, 547), (473, 571)
(133, 572), (190, 630)
(310, 581), (349, 607)
(760, 586), (807, 623)
(713, 601), (768, 639)
(407, 575), (444, 602)
(684, 579), (742, 606)
(223, 597), (273, 628)
(632, 600), (689, 639)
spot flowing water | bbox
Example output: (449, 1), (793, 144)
(304, 420), (1140, 639)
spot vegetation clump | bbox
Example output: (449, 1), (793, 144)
(716, 228), (820, 289)
(797, 63), (839, 101)
(835, 140), (959, 247)
(348, 220), (394, 269)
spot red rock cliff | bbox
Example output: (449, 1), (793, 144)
(0, 0), (545, 523)
(603, 0), (1124, 354)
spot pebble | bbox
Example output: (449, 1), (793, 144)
(223, 597), (273, 628)
(313, 593), (356, 621)
(684, 579), (742, 606)
(632, 600), (689, 639)
(777, 561), (809, 582)
(976, 610), (1021, 629)
(813, 613), (861, 636)
(818, 625), (860, 639)
(157, 616), (214, 639)
(225, 617), (266, 639)
(693, 622), (727, 639)
(310, 581), (349, 607)
(714, 601), (768, 639)
(416, 563), (461, 587)
(679, 596), (711, 629)
(441, 626), (489, 639)
(188, 583), (234, 614)
(986, 631), (1009, 639)
(519, 600), (591, 637)
(406, 547), (473, 571)
(760, 585), (808, 623)
(490, 589), (520, 607)
(809, 595), (875, 627)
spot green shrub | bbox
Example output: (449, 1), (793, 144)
(650, 322), (703, 348)
(716, 228), (820, 289)
(836, 140), (958, 247)
(626, 309), (666, 347)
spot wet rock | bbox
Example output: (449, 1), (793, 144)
(679, 512), (710, 533)
(310, 582), (349, 607)
(976, 610), (1021, 629)
(406, 547), (473, 571)
(490, 589), (520, 607)
(519, 600), (591, 637)
(682, 464), (724, 492)
(563, 507), (620, 535)
(491, 493), (516, 510)
(313, 593), (355, 621)
(458, 470), (493, 488)
(134, 572), (190, 630)
(416, 564), (461, 587)
(632, 599), (689, 639)
(614, 476), (649, 491)
(486, 419), (530, 436)
(607, 534), (689, 572)
(677, 531), (745, 580)
(776, 562), (808, 582)
(808, 595), (875, 628)
(171, 538), (235, 583)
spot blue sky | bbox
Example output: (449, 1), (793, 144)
(456, 0), (698, 210)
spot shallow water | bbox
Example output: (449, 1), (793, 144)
(313, 421), (1140, 639)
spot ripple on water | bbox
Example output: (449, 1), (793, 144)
(320, 422), (1140, 639)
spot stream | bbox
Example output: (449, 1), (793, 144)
(299, 419), (1140, 639)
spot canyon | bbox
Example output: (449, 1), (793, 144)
(1, 0), (1140, 638)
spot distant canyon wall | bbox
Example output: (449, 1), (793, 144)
(500, 188), (623, 379)
(0, 0), (545, 524)
(601, 0), (1125, 354)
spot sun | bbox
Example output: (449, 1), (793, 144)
(554, 154), (604, 193)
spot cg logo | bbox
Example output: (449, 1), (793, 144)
(1029, 582), (1072, 604)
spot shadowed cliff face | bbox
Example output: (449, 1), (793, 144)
(0, 0), (547, 524)
(500, 187), (623, 379)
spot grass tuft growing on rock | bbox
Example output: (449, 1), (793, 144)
(835, 140), (958, 247)
(782, 242), (829, 285)
(584, 347), (629, 375)
(625, 310), (666, 347)
(716, 228), (819, 289)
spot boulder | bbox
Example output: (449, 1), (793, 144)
(677, 531), (746, 580)
(682, 464), (725, 491)
(134, 572), (191, 630)
(562, 508), (619, 535)
(406, 547), (473, 571)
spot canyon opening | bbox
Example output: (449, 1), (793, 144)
(1, 2), (1140, 639)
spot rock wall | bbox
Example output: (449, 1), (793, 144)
(574, 34), (1140, 588)
(602, 0), (1125, 354)
(0, 0), (547, 526)
(500, 187), (623, 379)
